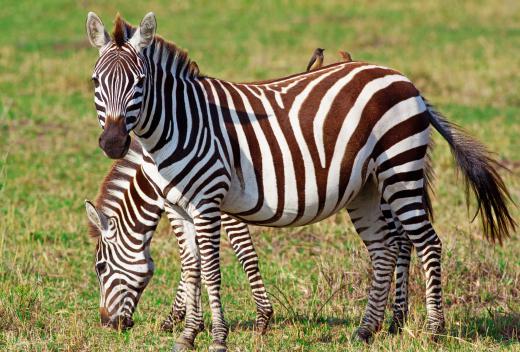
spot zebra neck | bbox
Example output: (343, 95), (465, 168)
(133, 58), (216, 167)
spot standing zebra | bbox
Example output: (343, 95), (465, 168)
(86, 12), (515, 351)
(85, 139), (273, 333)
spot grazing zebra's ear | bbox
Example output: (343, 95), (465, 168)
(129, 12), (156, 52)
(86, 12), (110, 49)
(85, 200), (109, 232)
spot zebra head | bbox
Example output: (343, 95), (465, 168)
(86, 12), (156, 159)
(85, 200), (154, 330)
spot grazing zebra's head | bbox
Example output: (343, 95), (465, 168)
(84, 200), (155, 330)
(86, 12), (156, 159)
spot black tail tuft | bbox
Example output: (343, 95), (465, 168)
(424, 98), (516, 244)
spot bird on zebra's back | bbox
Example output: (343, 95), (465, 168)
(84, 138), (273, 334)
(86, 12), (516, 351)
(306, 47), (325, 71)
(339, 50), (353, 62)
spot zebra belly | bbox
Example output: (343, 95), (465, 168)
(221, 157), (369, 227)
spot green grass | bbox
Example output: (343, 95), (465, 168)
(0, 0), (519, 351)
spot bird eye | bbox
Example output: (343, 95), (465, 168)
(96, 261), (107, 273)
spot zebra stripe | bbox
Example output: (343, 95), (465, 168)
(87, 13), (515, 350)
(86, 139), (273, 333)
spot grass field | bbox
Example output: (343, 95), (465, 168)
(1, 1), (519, 351)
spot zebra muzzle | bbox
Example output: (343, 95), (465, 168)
(98, 117), (131, 159)
(100, 307), (135, 330)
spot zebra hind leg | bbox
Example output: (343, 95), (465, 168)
(380, 200), (412, 334)
(379, 171), (445, 336)
(222, 214), (273, 335)
(347, 178), (399, 342)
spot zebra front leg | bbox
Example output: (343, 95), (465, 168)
(172, 219), (204, 351)
(221, 214), (273, 335)
(381, 201), (412, 334)
(347, 179), (398, 342)
(161, 216), (187, 331)
(194, 206), (228, 352)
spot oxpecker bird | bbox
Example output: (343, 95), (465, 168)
(306, 48), (325, 72)
(339, 50), (353, 62)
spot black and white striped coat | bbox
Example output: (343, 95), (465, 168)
(86, 12), (515, 351)
(85, 139), (273, 332)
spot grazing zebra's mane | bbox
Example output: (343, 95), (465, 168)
(111, 13), (200, 78)
(88, 139), (144, 238)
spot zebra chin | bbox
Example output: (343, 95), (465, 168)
(100, 307), (135, 331)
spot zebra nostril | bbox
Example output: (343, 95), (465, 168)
(122, 316), (134, 329)
(112, 315), (134, 331)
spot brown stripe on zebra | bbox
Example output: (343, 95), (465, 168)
(85, 138), (274, 334)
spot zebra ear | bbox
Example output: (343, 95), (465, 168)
(85, 200), (109, 232)
(86, 12), (110, 49)
(129, 12), (156, 51)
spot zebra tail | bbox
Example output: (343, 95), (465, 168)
(423, 97), (517, 244)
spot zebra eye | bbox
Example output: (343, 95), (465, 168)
(92, 77), (100, 88)
(96, 262), (107, 274)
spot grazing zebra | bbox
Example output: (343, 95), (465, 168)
(85, 139), (273, 333)
(86, 12), (516, 351)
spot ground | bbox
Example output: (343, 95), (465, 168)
(0, 1), (519, 351)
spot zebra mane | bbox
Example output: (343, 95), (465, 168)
(111, 13), (200, 78)
(88, 139), (144, 238)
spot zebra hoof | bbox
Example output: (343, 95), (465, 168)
(255, 314), (273, 335)
(255, 321), (269, 335)
(354, 327), (373, 343)
(162, 315), (186, 332)
(388, 321), (402, 335)
(427, 320), (445, 340)
(172, 337), (194, 351)
(161, 320), (174, 332)
(388, 317), (405, 335)
(209, 342), (227, 352)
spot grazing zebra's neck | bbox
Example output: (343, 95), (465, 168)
(92, 140), (164, 247)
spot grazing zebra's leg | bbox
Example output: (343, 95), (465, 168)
(347, 178), (399, 342)
(162, 214), (273, 335)
(161, 272), (188, 331)
(378, 167), (445, 336)
(381, 201), (413, 334)
(163, 207), (205, 339)
(220, 215), (273, 335)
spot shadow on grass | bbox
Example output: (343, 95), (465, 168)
(451, 310), (519, 343)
